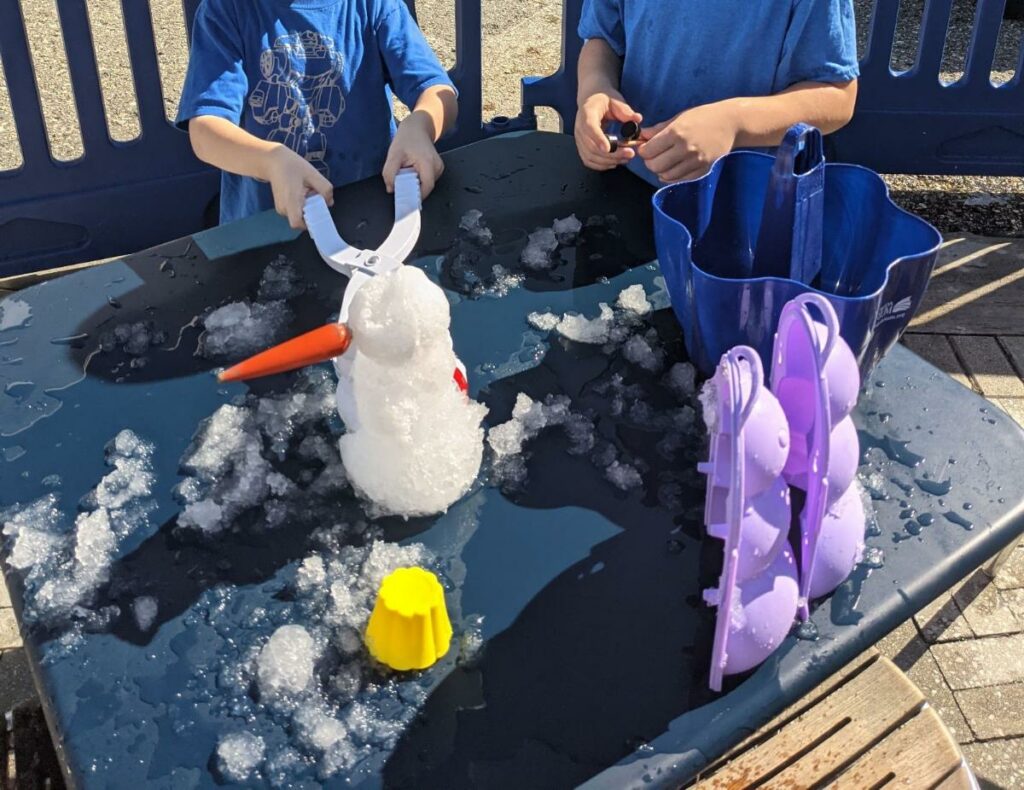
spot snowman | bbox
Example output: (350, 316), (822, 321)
(335, 266), (486, 517)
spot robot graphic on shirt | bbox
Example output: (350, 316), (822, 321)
(249, 32), (345, 178)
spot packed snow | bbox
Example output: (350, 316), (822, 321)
(339, 266), (486, 517)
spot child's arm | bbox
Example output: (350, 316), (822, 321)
(188, 116), (334, 230)
(574, 38), (642, 171)
(382, 84), (458, 198)
(637, 80), (857, 184)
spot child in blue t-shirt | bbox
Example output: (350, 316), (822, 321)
(575, 0), (859, 184)
(177, 0), (456, 228)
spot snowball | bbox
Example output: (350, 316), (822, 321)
(340, 268), (486, 517)
(217, 732), (265, 782)
(258, 624), (316, 699)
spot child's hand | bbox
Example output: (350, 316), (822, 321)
(574, 91), (642, 171)
(638, 103), (739, 183)
(383, 113), (445, 199)
(263, 146), (334, 231)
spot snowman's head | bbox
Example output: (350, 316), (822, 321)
(348, 266), (451, 364)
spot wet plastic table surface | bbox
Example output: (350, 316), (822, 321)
(1, 133), (1023, 789)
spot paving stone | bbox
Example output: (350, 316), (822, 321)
(0, 609), (22, 650)
(915, 590), (975, 643)
(931, 634), (1024, 690)
(878, 619), (974, 744)
(955, 683), (1024, 740)
(0, 649), (37, 712)
(963, 736), (1024, 789)
(951, 571), (1023, 637)
(901, 334), (974, 390)
(950, 336), (1024, 398)
(993, 397), (1024, 430)
(992, 546), (1024, 591)
(0, 575), (10, 608)
(999, 336), (1024, 379)
(1002, 588), (1024, 622)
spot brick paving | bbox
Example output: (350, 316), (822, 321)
(881, 233), (1024, 788)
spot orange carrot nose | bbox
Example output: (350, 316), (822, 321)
(218, 322), (352, 382)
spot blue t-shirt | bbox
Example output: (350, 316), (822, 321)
(578, 0), (859, 184)
(177, 0), (453, 224)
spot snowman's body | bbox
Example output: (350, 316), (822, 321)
(336, 267), (486, 517)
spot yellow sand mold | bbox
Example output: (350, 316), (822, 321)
(364, 567), (452, 671)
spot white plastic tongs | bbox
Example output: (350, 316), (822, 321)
(217, 168), (467, 394)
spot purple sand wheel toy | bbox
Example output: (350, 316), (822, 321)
(772, 294), (865, 619)
(700, 347), (799, 692)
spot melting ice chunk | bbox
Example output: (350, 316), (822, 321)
(216, 732), (265, 782)
(199, 301), (292, 359)
(555, 303), (615, 344)
(257, 624), (316, 699)
(622, 334), (663, 372)
(258, 255), (306, 301)
(527, 312), (560, 332)
(133, 596), (158, 632)
(0, 298), (32, 331)
(520, 227), (559, 270)
(458, 209), (493, 246)
(552, 214), (582, 244)
(605, 460), (643, 490)
(666, 362), (697, 401)
(615, 284), (652, 316)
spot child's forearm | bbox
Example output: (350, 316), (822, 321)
(719, 80), (858, 146)
(188, 115), (286, 181)
(577, 38), (622, 103)
(408, 84), (458, 142)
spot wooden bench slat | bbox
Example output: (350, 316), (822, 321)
(696, 650), (881, 782)
(934, 762), (975, 790)
(700, 657), (924, 788)
(826, 707), (963, 789)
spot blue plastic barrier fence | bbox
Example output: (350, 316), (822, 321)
(0, 0), (1021, 277)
